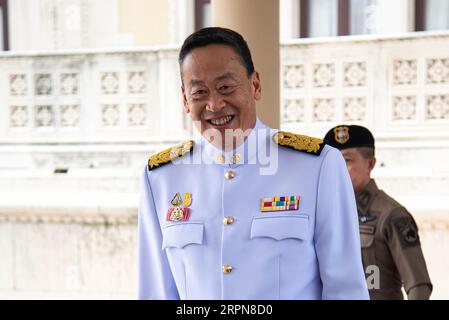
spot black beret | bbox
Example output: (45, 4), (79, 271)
(324, 125), (375, 150)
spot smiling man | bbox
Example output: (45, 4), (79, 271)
(181, 44), (258, 150)
(138, 27), (369, 300)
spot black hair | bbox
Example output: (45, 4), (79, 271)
(178, 27), (255, 79)
(357, 147), (375, 159)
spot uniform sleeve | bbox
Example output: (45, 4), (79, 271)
(408, 284), (432, 300)
(383, 207), (432, 299)
(314, 147), (369, 300)
(138, 168), (180, 299)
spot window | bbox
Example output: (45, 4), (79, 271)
(308, 0), (338, 37)
(300, 0), (379, 38)
(0, 0), (8, 50)
(415, 0), (449, 31)
(195, 0), (211, 31)
(350, 0), (377, 35)
(300, 0), (348, 37)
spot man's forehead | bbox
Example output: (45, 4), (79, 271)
(341, 148), (361, 156)
(187, 72), (238, 86)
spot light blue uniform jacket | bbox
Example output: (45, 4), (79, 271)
(138, 119), (369, 300)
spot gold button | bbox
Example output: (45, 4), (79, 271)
(222, 264), (233, 274)
(224, 170), (235, 180)
(223, 216), (234, 225)
(216, 154), (225, 164)
(231, 154), (241, 164)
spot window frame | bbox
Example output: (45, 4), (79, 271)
(299, 0), (349, 38)
(0, 0), (9, 50)
(415, 0), (426, 31)
(194, 0), (211, 31)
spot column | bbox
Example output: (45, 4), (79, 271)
(118, 0), (170, 46)
(212, 0), (280, 129)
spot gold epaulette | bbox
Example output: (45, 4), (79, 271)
(273, 131), (325, 156)
(148, 140), (194, 171)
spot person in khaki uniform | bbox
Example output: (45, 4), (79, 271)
(324, 125), (432, 300)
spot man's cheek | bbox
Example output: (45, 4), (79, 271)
(345, 164), (352, 174)
(190, 112), (201, 121)
(348, 167), (357, 181)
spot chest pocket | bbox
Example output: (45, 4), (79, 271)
(250, 215), (309, 241)
(359, 224), (375, 248)
(162, 222), (204, 249)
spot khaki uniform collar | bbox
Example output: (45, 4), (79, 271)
(356, 179), (379, 215)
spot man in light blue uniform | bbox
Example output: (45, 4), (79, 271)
(138, 27), (369, 300)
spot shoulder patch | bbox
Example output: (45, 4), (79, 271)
(148, 140), (194, 171)
(394, 217), (420, 249)
(273, 131), (325, 156)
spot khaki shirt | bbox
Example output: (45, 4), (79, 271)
(357, 179), (432, 300)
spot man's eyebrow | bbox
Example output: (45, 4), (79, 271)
(188, 73), (237, 87)
(189, 79), (204, 86)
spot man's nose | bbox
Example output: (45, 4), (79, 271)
(205, 92), (225, 112)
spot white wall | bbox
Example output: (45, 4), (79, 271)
(280, 0), (299, 40)
(8, 0), (132, 51)
(6, 0), (422, 50)
(169, 0), (195, 45)
(375, 0), (414, 34)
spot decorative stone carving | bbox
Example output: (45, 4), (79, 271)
(35, 74), (52, 95)
(282, 99), (304, 123)
(313, 63), (334, 88)
(128, 72), (146, 94)
(392, 96), (416, 120)
(313, 98), (334, 122)
(343, 97), (366, 121)
(426, 58), (449, 84)
(101, 72), (119, 94)
(10, 106), (28, 127)
(9, 74), (27, 96)
(35, 105), (54, 127)
(426, 95), (449, 120)
(343, 62), (366, 87)
(283, 65), (304, 89)
(393, 60), (417, 85)
(60, 73), (79, 95)
(60, 105), (80, 127)
(127, 104), (146, 126)
(102, 104), (120, 126)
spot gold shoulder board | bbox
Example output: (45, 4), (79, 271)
(147, 140), (194, 171)
(273, 131), (325, 156)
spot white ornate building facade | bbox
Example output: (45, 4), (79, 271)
(0, 0), (448, 299)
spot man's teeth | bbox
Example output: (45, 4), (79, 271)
(210, 116), (233, 126)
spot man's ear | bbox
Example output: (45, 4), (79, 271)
(181, 86), (190, 113)
(252, 71), (261, 101)
(368, 156), (377, 171)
